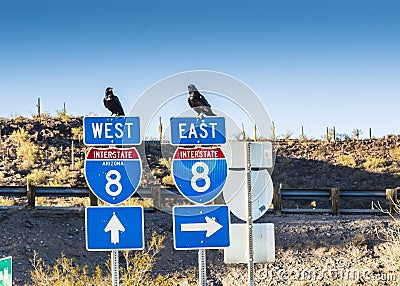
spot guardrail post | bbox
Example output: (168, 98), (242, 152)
(273, 185), (281, 214)
(89, 190), (98, 206)
(26, 182), (36, 209)
(151, 185), (161, 212)
(386, 188), (398, 214)
(330, 188), (340, 215)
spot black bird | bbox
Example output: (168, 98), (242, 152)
(103, 87), (125, 116)
(187, 84), (217, 117)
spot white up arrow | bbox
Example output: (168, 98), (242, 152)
(181, 216), (223, 237)
(104, 212), (125, 244)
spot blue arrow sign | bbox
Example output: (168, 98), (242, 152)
(173, 205), (230, 250)
(170, 117), (226, 145)
(172, 147), (227, 204)
(85, 206), (144, 251)
(83, 116), (141, 145)
(84, 147), (142, 205)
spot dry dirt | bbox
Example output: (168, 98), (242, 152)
(1, 208), (399, 285)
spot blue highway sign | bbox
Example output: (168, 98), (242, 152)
(172, 147), (228, 204)
(86, 206), (144, 251)
(173, 205), (230, 250)
(83, 116), (141, 145)
(85, 147), (142, 205)
(170, 117), (226, 145)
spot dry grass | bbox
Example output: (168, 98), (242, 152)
(336, 154), (356, 168)
(0, 196), (19, 206)
(35, 197), (90, 208)
(28, 232), (194, 286)
(363, 157), (387, 170)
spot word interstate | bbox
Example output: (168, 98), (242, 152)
(174, 147), (225, 159)
(86, 148), (139, 160)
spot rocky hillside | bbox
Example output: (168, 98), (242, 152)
(0, 116), (399, 190)
(274, 138), (400, 189)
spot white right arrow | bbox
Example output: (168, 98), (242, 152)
(181, 216), (223, 237)
(104, 212), (125, 244)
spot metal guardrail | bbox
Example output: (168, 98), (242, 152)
(0, 185), (398, 214)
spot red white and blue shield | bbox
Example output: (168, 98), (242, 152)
(172, 147), (228, 204)
(84, 147), (142, 205)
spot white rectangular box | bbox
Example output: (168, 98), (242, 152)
(224, 223), (275, 263)
(223, 142), (273, 169)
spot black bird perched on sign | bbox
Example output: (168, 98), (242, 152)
(187, 84), (217, 117)
(103, 87), (125, 116)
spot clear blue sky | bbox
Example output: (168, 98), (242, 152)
(1, 0), (399, 139)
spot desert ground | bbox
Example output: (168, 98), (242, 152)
(1, 208), (399, 285)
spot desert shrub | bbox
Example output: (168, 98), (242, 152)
(55, 158), (68, 166)
(116, 197), (153, 208)
(161, 175), (175, 186)
(48, 166), (77, 186)
(29, 232), (192, 286)
(10, 127), (39, 170)
(56, 109), (70, 123)
(151, 168), (166, 178)
(158, 157), (171, 169)
(299, 133), (308, 142)
(312, 145), (328, 158)
(336, 154), (356, 168)
(17, 144), (39, 169)
(71, 127), (83, 141)
(27, 169), (47, 185)
(282, 131), (295, 146)
(375, 204), (400, 273)
(9, 127), (30, 144)
(30, 251), (110, 286)
(0, 196), (16, 206)
(73, 158), (84, 171)
(363, 157), (387, 170)
(390, 147), (400, 161)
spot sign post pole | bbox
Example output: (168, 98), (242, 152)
(170, 116), (229, 286)
(112, 250), (119, 286)
(246, 142), (255, 286)
(83, 116), (143, 286)
(198, 249), (207, 286)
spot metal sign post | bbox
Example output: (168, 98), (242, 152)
(170, 116), (229, 286)
(246, 142), (255, 286)
(83, 116), (143, 286)
(112, 250), (119, 286)
(198, 249), (207, 286)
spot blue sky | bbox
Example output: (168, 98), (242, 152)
(1, 0), (399, 139)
